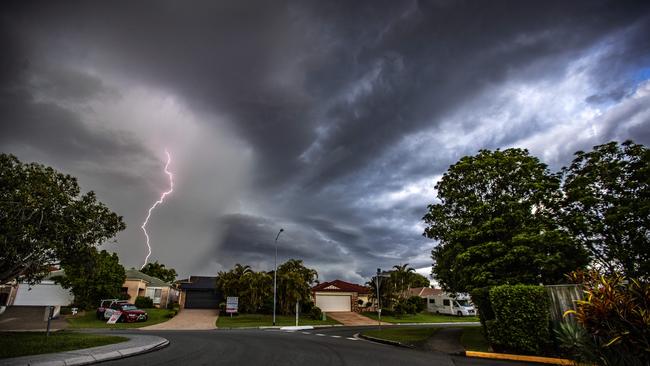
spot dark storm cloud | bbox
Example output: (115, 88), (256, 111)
(2, 0), (650, 281)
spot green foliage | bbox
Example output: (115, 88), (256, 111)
(54, 249), (125, 309)
(0, 154), (126, 284)
(141, 261), (177, 283)
(135, 296), (154, 308)
(367, 263), (429, 310)
(486, 284), (551, 355)
(565, 271), (650, 365)
(561, 141), (650, 279)
(423, 148), (588, 293)
(309, 306), (323, 320)
(393, 298), (417, 316)
(407, 296), (426, 313)
(216, 260), (317, 315)
(276, 259), (318, 314)
(469, 287), (494, 332)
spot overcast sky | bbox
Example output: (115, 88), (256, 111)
(2, 1), (650, 284)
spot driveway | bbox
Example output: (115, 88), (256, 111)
(0, 306), (68, 331)
(325, 312), (388, 326)
(141, 309), (218, 330)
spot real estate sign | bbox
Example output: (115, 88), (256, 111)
(226, 297), (238, 314)
(107, 311), (122, 324)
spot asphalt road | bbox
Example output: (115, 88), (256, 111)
(100, 327), (536, 366)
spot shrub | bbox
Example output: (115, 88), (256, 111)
(135, 296), (154, 309)
(118, 293), (131, 301)
(407, 296), (426, 313)
(486, 284), (550, 355)
(309, 306), (323, 320)
(470, 287), (494, 331)
(564, 271), (650, 365)
(393, 299), (417, 316)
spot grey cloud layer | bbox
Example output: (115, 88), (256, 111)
(1, 1), (649, 281)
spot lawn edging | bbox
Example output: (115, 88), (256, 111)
(218, 324), (344, 330)
(465, 351), (574, 365)
(357, 333), (415, 349)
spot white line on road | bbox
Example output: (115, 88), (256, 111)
(301, 332), (311, 334)
(316, 333), (326, 336)
(330, 335), (341, 338)
(346, 337), (358, 341)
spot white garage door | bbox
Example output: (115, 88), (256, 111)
(315, 294), (351, 312)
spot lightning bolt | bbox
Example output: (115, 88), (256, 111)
(141, 149), (174, 269)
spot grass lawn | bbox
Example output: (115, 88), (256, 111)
(67, 308), (175, 329)
(460, 326), (490, 352)
(362, 312), (479, 324)
(217, 313), (341, 328)
(362, 327), (438, 347)
(0, 331), (128, 359)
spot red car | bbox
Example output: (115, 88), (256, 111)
(104, 303), (148, 323)
(96, 299), (127, 320)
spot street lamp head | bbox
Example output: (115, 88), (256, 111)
(280, 228), (284, 232)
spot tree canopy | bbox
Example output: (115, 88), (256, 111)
(0, 154), (126, 284)
(54, 248), (126, 309)
(423, 148), (588, 293)
(215, 260), (317, 314)
(141, 260), (178, 283)
(560, 141), (650, 279)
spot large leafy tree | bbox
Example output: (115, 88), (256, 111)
(141, 260), (178, 283)
(276, 259), (318, 314)
(423, 148), (588, 293)
(0, 154), (126, 284)
(54, 249), (126, 309)
(561, 141), (650, 279)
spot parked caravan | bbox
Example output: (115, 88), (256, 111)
(425, 292), (476, 316)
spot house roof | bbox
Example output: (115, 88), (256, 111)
(407, 287), (443, 297)
(178, 276), (217, 290)
(312, 280), (371, 294)
(125, 269), (170, 287)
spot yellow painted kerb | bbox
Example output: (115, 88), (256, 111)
(465, 351), (575, 365)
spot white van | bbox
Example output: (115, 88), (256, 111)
(425, 293), (476, 317)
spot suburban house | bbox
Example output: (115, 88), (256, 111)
(311, 280), (371, 313)
(122, 269), (178, 308)
(177, 276), (222, 309)
(0, 269), (74, 319)
(407, 287), (442, 298)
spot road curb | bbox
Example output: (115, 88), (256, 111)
(218, 324), (344, 330)
(1, 334), (169, 366)
(393, 322), (480, 326)
(465, 351), (574, 365)
(357, 333), (415, 349)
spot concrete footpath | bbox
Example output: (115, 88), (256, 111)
(1, 334), (169, 366)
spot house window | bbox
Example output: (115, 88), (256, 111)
(443, 299), (450, 306)
(428, 298), (435, 304)
(121, 287), (129, 294)
(145, 288), (163, 304)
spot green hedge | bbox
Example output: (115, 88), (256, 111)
(486, 284), (550, 355)
(470, 287), (494, 332)
(135, 296), (154, 309)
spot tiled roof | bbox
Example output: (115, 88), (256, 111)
(407, 287), (443, 297)
(312, 280), (371, 294)
(125, 269), (170, 287)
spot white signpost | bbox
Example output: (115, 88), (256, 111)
(226, 297), (238, 317)
(107, 311), (122, 324)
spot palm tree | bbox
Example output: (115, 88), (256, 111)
(392, 263), (415, 298)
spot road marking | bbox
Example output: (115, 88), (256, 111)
(330, 335), (341, 338)
(316, 333), (326, 336)
(301, 332), (311, 334)
(346, 337), (358, 341)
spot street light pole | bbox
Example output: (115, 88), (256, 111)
(272, 228), (284, 326)
(376, 268), (381, 329)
